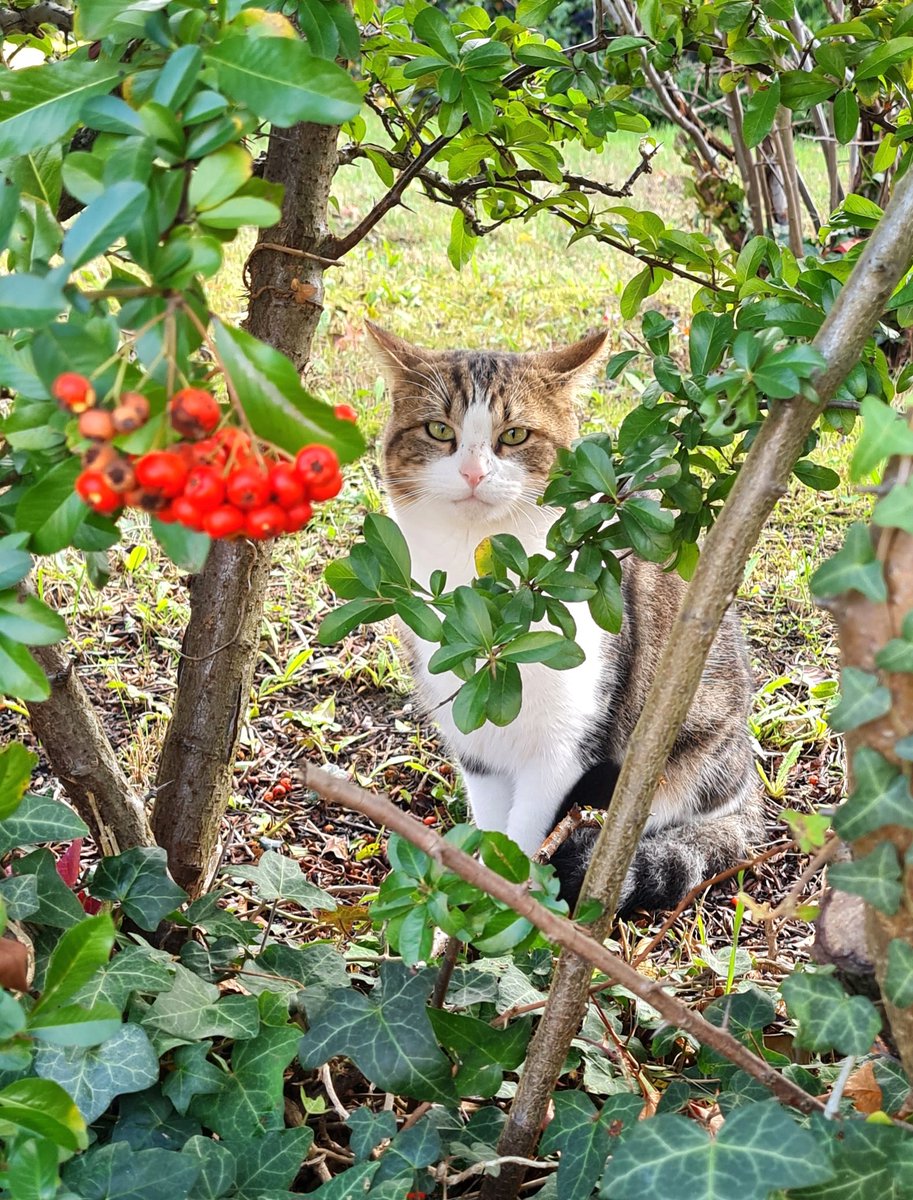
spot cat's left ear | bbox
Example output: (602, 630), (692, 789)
(539, 330), (610, 385)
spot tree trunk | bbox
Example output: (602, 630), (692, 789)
(484, 166), (913, 1200)
(27, 643), (153, 853)
(151, 122), (340, 896)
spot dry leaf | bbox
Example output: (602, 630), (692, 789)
(842, 1060), (883, 1115)
(0, 937), (30, 992)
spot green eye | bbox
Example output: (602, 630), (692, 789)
(426, 421), (455, 442)
(499, 427), (529, 446)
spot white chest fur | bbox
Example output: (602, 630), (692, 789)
(391, 496), (605, 853)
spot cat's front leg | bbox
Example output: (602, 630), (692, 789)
(461, 765), (513, 834)
(506, 757), (580, 856)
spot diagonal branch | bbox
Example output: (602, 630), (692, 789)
(303, 763), (826, 1118)
(0, 3), (72, 34)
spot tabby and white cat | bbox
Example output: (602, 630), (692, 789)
(368, 322), (761, 914)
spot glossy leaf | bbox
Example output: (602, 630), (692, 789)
(0, 59), (125, 160)
(89, 847), (187, 929)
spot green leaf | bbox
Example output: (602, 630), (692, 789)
(188, 144), (252, 212)
(33, 914), (115, 1014)
(72, 943), (174, 1012)
(516, 0), (563, 26)
(76, 0), (171, 39)
(0, 1077), (87, 1151)
(63, 1142), (199, 1200)
(462, 75), (494, 133)
(850, 396), (913, 480)
(0, 534), (34, 590)
(190, 1010), (299, 1139)
(0, 271), (67, 332)
(197, 195), (281, 230)
(10, 849), (85, 928)
(34, 1023), (159, 1123)
(786, 1122), (913, 1200)
(0, 741), (37, 819)
(829, 842), (903, 914)
(589, 568), (623, 634)
(620, 266), (654, 320)
(0, 592), (66, 646)
(833, 89), (860, 144)
(500, 631), (584, 668)
(781, 971), (880, 1056)
(61, 181), (147, 269)
(452, 668), (491, 733)
(448, 209), (478, 270)
(885, 938), (913, 1008)
(856, 37), (913, 81)
(148, 518), (211, 574)
(6, 1136), (60, 1200)
(396, 597), (443, 642)
(874, 479), (913, 534)
(413, 6), (460, 58)
(0, 59), (125, 160)
(0, 873), (39, 919)
(742, 78), (781, 148)
(161, 1043), (224, 1116)
(298, 962), (459, 1104)
(89, 847), (187, 929)
(207, 36), (360, 127)
(15, 457), (86, 556)
(229, 1126), (314, 1198)
(363, 513), (412, 586)
(834, 748), (913, 841)
(830, 667), (892, 732)
(811, 522), (887, 603)
(689, 311), (734, 375)
(147, 964), (260, 1042)
(226, 849), (335, 911)
(0, 792), (88, 853)
(793, 459), (841, 491)
(28, 1002), (123, 1048)
(213, 319), (363, 462)
(318, 598), (395, 644)
(541, 1092), (643, 1199)
(487, 661), (522, 727)
(601, 1100), (831, 1199)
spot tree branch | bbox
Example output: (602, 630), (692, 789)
(303, 763), (827, 1119)
(0, 3), (72, 34)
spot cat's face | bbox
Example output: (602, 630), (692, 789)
(370, 324), (608, 525)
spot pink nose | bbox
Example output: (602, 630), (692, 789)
(460, 464), (487, 489)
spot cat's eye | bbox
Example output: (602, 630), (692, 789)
(499, 427), (529, 446)
(426, 421), (455, 442)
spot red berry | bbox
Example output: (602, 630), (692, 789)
(268, 461), (306, 509)
(82, 443), (119, 472)
(76, 470), (121, 514)
(226, 464), (270, 510)
(53, 372), (95, 413)
(171, 495), (206, 531)
(307, 470), (343, 502)
(295, 444), (339, 493)
(123, 486), (171, 513)
(78, 409), (116, 441)
(184, 465), (226, 513)
(285, 500), (313, 531)
(191, 438), (225, 466)
(203, 505), (246, 539)
(111, 393), (150, 433)
(100, 456), (136, 493)
(168, 388), (221, 440)
(279, 776), (292, 788)
(422, 815), (436, 826)
(263, 790), (275, 803)
(155, 503), (178, 524)
(134, 451), (189, 498)
(334, 404), (358, 422)
(245, 503), (287, 539)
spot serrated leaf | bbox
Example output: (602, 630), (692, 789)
(0, 792), (88, 853)
(781, 972), (880, 1056)
(830, 667), (892, 732)
(829, 842), (903, 914)
(225, 849), (335, 911)
(298, 961), (459, 1103)
(89, 847), (187, 930)
(213, 319), (363, 462)
(207, 36), (360, 127)
(601, 1100), (831, 1199)
(35, 1023), (159, 1122)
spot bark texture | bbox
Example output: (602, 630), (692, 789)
(151, 122), (340, 896)
(27, 643), (153, 853)
(485, 165), (913, 1200)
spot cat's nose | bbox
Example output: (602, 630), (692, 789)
(460, 463), (488, 490)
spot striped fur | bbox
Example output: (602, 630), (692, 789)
(370, 323), (761, 916)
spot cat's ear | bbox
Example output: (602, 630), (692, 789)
(364, 322), (430, 387)
(539, 330), (610, 385)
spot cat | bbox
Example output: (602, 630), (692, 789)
(368, 321), (762, 916)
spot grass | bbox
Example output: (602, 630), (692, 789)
(2, 123), (871, 978)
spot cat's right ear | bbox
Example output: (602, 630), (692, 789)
(364, 322), (428, 388)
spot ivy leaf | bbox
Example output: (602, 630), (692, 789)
(10, 849), (86, 928)
(225, 849), (336, 911)
(541, 1091), (643, 1198)
(874, 479), (913, 534)
(742, 78), (781, 148)
(213, 319), (363, 462)
(780, 972), (880, 1056)
(161, 1043), (224, 1116)
(0, 873), (39, 920)
(834, 749), (913, 841)
(228, 1127), (314, 1198)
(884, 938), (913, 1009)
(146, 965), (260, 1042)
(850, 396), (913, 480)
(428, 1008), (531, 1098)
(89, 847), (187, 930)
(601, 1100), (831, 1199)
(63, 1142), (199, 1200)
(810, 523), (887, 603)
(348, 1108), (397, 1162)
(372, 1116), (442, 1186)
(830, 667), (892, 732)
(0, 741), (37, 819)
(0, 792), (88, 853)
(206, 36), (360, 127)
(72, 943), (175, 1011)
(181, 1136), (236, 1200)
(829, 842), (902, 914)
(35, 1023), (159, 1122)
(788, 1121), (913, 1200)
(298, 961), (460, 1104)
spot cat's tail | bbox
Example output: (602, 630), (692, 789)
(549, 798), (764, 919)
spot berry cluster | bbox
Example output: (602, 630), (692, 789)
(53, 372), (352, 541)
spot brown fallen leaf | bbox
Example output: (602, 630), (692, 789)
(842, 1060), (883, 1115)
(0, 937), (30, 993)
